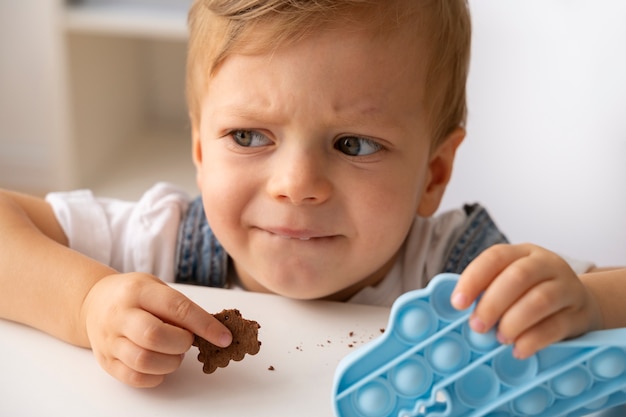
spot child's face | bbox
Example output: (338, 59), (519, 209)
(192, 24), (462, 300)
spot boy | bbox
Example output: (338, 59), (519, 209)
(0, 0), (624, 388)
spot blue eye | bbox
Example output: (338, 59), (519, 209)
(230, 130), (272, 147)
(334, 136), (382, 156)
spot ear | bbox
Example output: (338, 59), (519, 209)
(190, 115), (204, 189)
(416, 127), (465, 217)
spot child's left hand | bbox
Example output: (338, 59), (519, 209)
(450, 243), (603, 359)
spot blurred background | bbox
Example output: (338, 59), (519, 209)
(0, 1), (624, 266)
(0, 0), (195, 198)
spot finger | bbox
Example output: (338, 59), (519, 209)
(138, 283), (232, 348)
(471, 256), (549, 333)
(106, 357), (167, 388)
(452, 244), (531, 310)
(112, 336), (184, 376)
(511, 312), (581, 359)
(122, 308), (194, 354)
(496, 278), (569, 342)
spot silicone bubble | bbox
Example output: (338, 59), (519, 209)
(332, 273), (626, 417)
(462, 322), (498, 353)
(493, 350), (538, 386)
(389, 356), (433, 398)
(588, 347), (626, 380)
(352, 378), (396, 417)
(430, 279), (465, 322)
(396, 301), (437, 344)
(511, 386), (554, 416)
(550, 365), (592, 398)
(426, 332), (469, 375)
(454, 364), (499, 408)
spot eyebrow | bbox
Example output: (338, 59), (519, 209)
(217, 106), (276, 122)
(212, 100), (393, 129)
(210, 99), (286, 126)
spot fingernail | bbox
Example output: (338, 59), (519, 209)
(497, 331), (510, 345)
(218, 332), (233, 347)
(451, 292), (467, 309)
(469, 316), (486, 333)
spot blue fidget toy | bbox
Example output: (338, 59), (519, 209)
(333, 273), (626, 417)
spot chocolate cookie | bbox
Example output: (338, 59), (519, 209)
(192, 309), (261, 374)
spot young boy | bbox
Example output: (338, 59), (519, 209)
(0, 0), (624, 388)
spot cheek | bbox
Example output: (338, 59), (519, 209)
(360, 191), (418, 246)
(196, 150), (266, 252)
(362, 164), (426, 217)
(347, 167), (425, 247)
(196, 155), (244, 228)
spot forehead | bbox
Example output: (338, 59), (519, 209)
(203, 0), (432, 74)
(204, 23), (429, 133)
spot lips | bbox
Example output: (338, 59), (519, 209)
(280, 236), (312, 241)
(261, 226), (334, 241)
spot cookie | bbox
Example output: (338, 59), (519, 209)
(192, 308), (261, 374)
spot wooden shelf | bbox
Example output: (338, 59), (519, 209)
(64, 0), (192, 39)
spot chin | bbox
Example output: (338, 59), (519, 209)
(261, 278), (338, 301)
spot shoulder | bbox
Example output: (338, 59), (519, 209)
(44, 183), (194, 275)
(437, 204), (509, 274)
(46, 182), (192, 220)
(404, 204), (508, 283)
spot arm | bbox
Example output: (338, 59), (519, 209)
(450, 243), (624, 359)
(580, 268), (626, 329)
(0, 189), (105, 345)
(0, 189), (232, 387)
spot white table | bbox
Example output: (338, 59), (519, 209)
(0, 284), (389, 416)
(1, 284), (623, 416)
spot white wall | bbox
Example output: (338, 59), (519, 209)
(439, 1), (626, 266)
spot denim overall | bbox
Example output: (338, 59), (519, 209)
(174, 197), (508, 288)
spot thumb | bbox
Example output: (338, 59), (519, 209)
(140, 281), (232, 347)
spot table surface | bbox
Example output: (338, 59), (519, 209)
(0, 284), (390, 417)
(1, 283), (623, 417)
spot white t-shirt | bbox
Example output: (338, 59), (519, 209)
(46, 182), (593, 307)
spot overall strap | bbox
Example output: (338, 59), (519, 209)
(442, 204), (509, 274)
(175, 196), (228, 287)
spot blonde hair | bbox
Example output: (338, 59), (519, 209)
(186, 0), (471, 147)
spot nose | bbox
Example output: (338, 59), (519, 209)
(266, 147), (332, 205)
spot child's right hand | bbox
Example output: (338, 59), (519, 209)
(80, 272), (233, 387)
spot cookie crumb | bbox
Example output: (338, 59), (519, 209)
(268, 365), (275, 371)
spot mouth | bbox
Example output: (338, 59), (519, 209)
(261, 227), (335, 241)
(280, 236), (313, 241)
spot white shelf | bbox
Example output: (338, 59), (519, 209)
(64, 0), (192, 39)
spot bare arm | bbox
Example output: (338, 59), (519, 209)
(580, 268), (626, 330)
(0, 189), (232, 387)
(0, 189), (115, 346)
